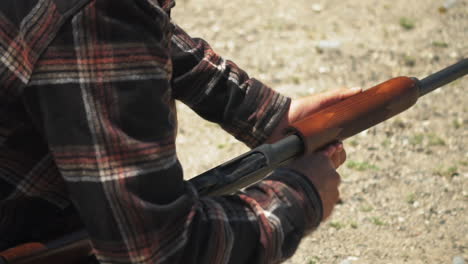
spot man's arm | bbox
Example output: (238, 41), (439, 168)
(22, 2), (327, 264)
(169, 22), (357, 223)
(170, 25), (290, 148)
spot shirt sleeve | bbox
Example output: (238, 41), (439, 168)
(170, 24), (290, 148)
(23, 1), (323, 264)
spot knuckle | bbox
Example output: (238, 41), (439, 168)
(333, 171), (342, 184)
(328, 190), (340, 205)
(339, 151), (346, 166)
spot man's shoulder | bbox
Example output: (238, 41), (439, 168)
(0, 0), (90, 85)
(0, 0), (89, 26)
(0, 1), (38, 26)
(53, 0), (91, 15)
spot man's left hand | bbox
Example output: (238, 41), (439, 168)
(267, 87), (362, 144)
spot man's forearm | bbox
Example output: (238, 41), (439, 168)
(170, 24), (290, 147)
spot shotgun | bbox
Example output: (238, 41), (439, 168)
(192, 58), (468, 195)
(1, 59), (467, 264)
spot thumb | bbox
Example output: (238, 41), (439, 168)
(289, 87), (362, 122)
(316, 87), (362, 108)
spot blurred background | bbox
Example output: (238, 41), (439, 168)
(172, 0), (467, 263)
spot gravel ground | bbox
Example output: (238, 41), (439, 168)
(172, 0), (467, 263)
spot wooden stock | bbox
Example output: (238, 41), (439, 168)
(0, 239), (91, 264)
(0, 243), (46, 263)
(290, 76), (420, 153)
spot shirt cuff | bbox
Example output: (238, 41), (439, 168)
(221, 79), (291, 148)
(267, 168), (323, 229)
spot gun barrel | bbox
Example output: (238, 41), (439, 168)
(191, 134), (303, 196)
(418, 58), (468, 96)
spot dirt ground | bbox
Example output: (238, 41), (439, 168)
(171, 0), (467, 263)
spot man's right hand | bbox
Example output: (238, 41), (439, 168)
(285, 142), (345, 220)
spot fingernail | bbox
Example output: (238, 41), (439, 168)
(323, 147), (333, 157)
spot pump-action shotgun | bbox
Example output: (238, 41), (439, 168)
(1, 59), (467, 264)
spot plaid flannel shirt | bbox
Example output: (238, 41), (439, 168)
(0, 0), (323, 263)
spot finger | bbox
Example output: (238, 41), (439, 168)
(340, 148), (347, 166)
(336, 148), (346, 168)
(321, 144), (337, 158)
(322, 141), (345, 168)
(331, 170), (342, 186)
(335, 141), (346, 166)
(322, 140), (343, 154)
(335, 87), (362, 99)
(317, 87), (362, 108)
(330, 149), (347, 168)
(321, 188), (340, 220)
(334, 141), (344, 152)
(330, 152), (342, 169)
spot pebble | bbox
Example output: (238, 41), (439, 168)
(311, 4), (323, 12)
(316, 40), (342, 50)
(358, 129), (369, 137)
(453, 256), (465, 264)
(318, 66), (330, 73)
(210, 25), (221, 33)
(444, 0), (459, 9)
(340, 256), (359, 264)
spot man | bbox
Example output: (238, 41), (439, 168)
(0, 0), (359, 263)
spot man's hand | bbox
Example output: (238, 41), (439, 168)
(267, 88), (362, 144)
(285, 142), (345, 220)
(271, 88), (361, 220)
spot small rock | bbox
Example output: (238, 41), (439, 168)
(340, 256), (359, 264)
(358, 129), (369, 137)
(318, 66), (330, 73)
(316, 40), (342, 50)
(453, 256), (465, 264)
(210, 25), (221, 33)
(444, 0), (459, 9)
(311, 4), (323, 12)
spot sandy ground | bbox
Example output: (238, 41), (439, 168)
(171, 0), (467, 263)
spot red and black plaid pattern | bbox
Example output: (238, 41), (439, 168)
(0, 0), (323, 263)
